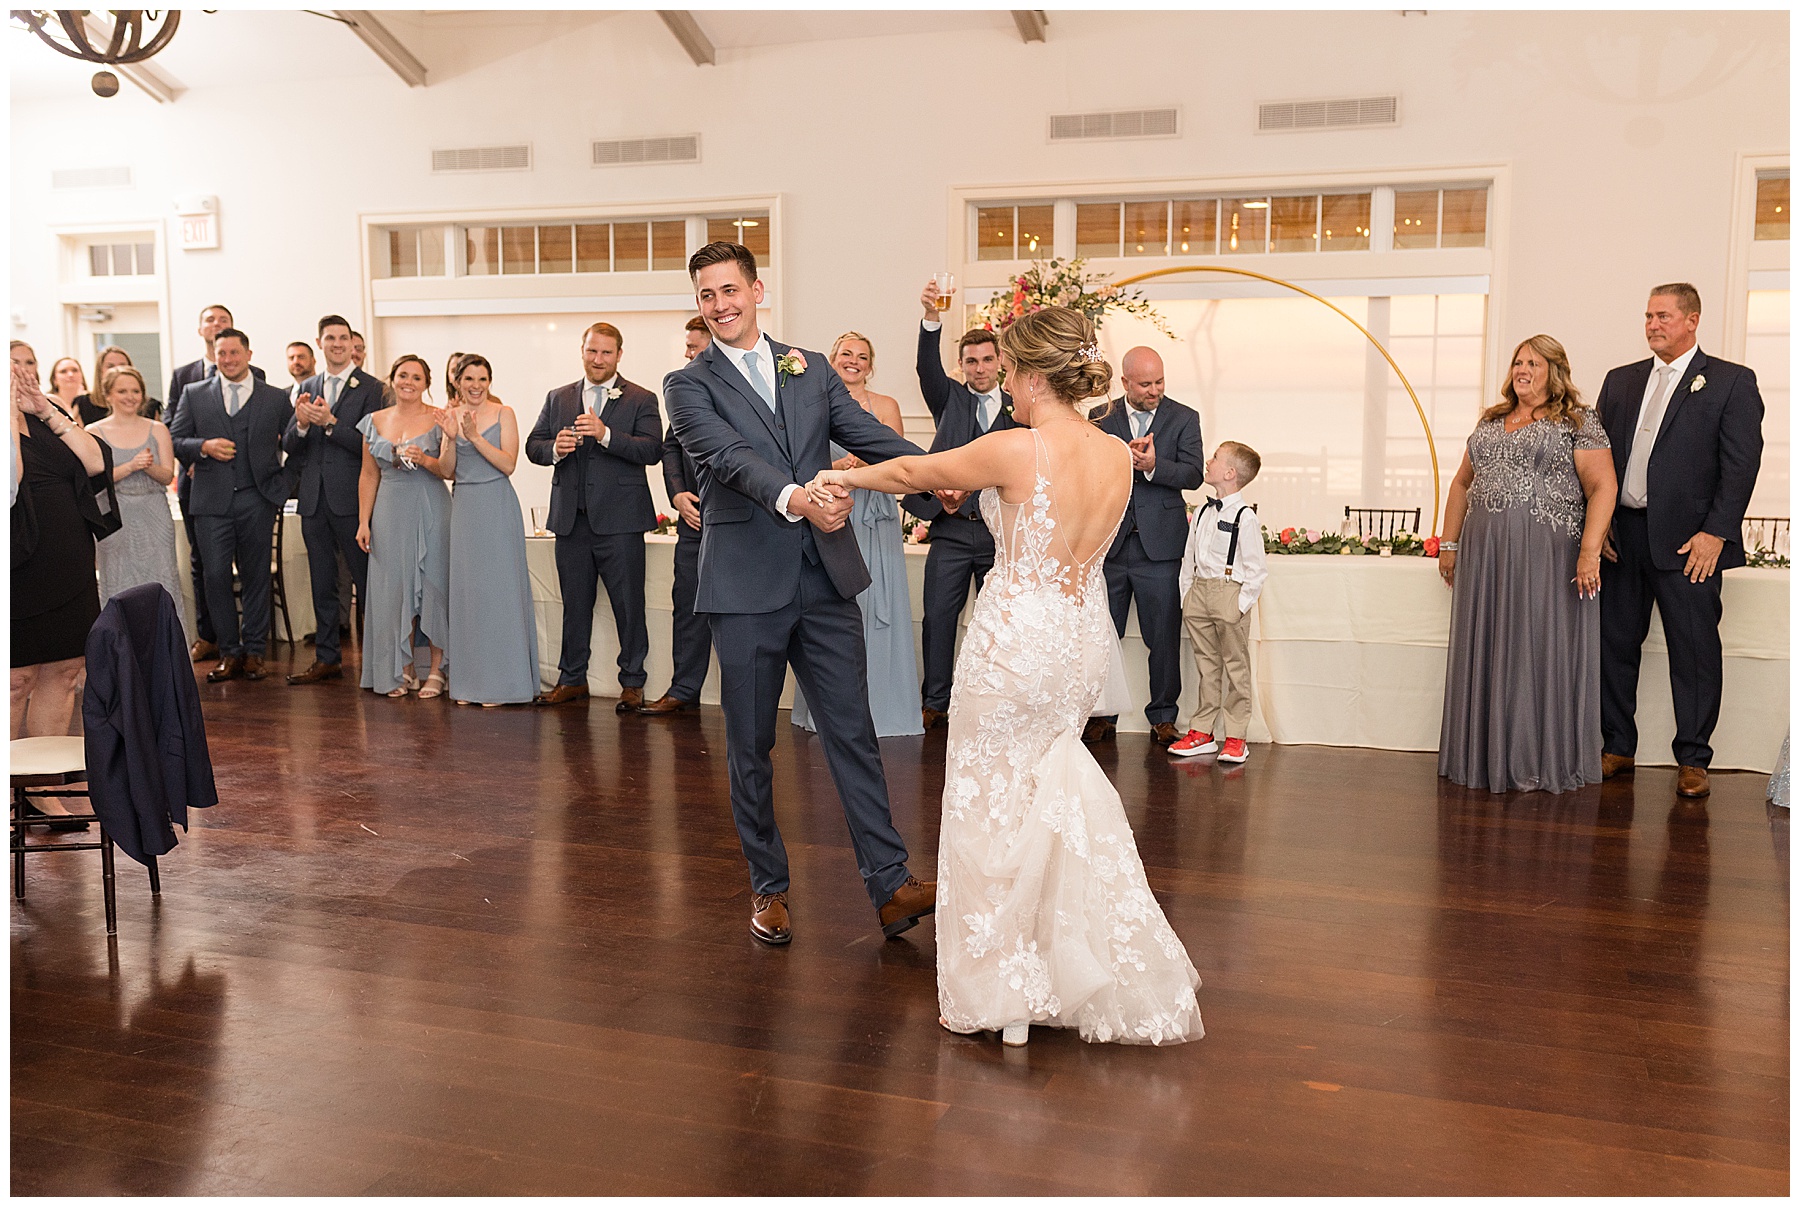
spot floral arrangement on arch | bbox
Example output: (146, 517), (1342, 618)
(971, 258), (1174, 338)
(1263, 525), (1439, 557)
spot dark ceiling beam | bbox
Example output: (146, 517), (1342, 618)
(1012, 10), (1049, 43)
(659, 11), (715, 66)
(334, 10), (429, 87)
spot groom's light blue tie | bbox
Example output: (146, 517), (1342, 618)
(741, 350), (777, 413)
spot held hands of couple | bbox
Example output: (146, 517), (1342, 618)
(799, 471), (854, 532)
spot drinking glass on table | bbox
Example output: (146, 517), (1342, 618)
(530, 506), (548, 536)
(933, 272), (956, 312)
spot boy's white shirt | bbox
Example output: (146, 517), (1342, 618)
(1178, 489), (1268, 614)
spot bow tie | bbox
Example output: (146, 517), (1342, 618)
(1204, 497), (1224, 511)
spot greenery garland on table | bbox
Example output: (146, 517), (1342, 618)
(1262, 526), (1438, 557)
(971, 258), (1174, 337)
(1745, 543), (1790, 568)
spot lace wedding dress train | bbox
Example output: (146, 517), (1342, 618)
(937, 431), (1202, 1045)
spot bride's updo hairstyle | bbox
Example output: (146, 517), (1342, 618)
(997, 306), (1113, 412)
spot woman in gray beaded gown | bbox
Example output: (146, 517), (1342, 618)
(86, 366), (189, 639)
(791, 333), (923, 738)
(440, 355), (539, 706)
(356, 355), (453, 699)
(1437, 334), (1617, 793)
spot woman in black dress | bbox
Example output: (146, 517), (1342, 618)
(11, 360), (109, 818)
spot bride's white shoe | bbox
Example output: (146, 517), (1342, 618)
(1002, 1023), (1029, 1047)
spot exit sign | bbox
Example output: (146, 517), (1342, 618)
(175, 195), (219, 250)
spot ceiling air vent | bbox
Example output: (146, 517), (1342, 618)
(1258, 95), (1398, 132)
(592, 135), (700, 167)
(53, 166), (132, 189)
(1048, 108), (1179, 142)
(431, 144), (532, 173)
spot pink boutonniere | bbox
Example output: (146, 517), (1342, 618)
(776, 351), (807, 384)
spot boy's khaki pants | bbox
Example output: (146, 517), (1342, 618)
(1183, 576), (1252, 739)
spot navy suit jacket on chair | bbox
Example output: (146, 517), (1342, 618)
(1596, 349), (1763, 572)
(665, 339), (923, 614)
(282, 368), (388, 517)
(168, 376), (293, 515)
(524, 377), (662, 536)
(1092, 396), (1205, 561)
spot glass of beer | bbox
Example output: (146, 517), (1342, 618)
(933, 271), (955, 312)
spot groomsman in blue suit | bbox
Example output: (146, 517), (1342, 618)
(168, 328), (292, 683)
(166, 303), (265, 663)
(905, 279), (1015, 731)
(526, 322), (664, 710)
(642, 315), (714, 715)
(283, 315), (389, 684)
(1085, 346), (1205, 746)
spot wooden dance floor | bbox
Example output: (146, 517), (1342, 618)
(11, 646), (1789, 1195)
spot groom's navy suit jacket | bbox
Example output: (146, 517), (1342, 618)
(664, 338), (923, 614)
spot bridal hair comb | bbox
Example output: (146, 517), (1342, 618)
(1077, 344), (1104, 363)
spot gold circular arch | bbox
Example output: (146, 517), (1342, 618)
(1111, 264), (1441, 535)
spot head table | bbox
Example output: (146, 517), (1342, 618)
(177, 512), (1786, 772)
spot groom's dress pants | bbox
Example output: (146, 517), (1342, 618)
(708, 556), (911, 910)
(1600, 506), (1725, 769)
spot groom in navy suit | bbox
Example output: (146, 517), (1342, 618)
(664, 242), (936, 946)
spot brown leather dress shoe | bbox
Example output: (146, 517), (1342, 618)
(241, 656), (268, 681)
(616, 686), (645, 714)
(190, 639), (219, 663)
(921, 707), (947, 731)
(751, 892), (792, 945)
(638, 693), (699, 715)
(207, 656), (244, 683)
(1150, 722), (1181, 746)
(286, 660), (344, 685)
(1082, 717), (1116, 744)
(1676, 765), (1711, 798)
(877, 875), (936, 938)
(534, 683), (590, 706)
(1601, 753), (1635, 779)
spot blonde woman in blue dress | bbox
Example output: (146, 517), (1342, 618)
(810, 307), (1201, 1048)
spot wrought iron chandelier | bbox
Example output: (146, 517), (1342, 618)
(10, 10), (181, 96)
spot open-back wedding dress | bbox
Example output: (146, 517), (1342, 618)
(937, 429), (1203, 1045)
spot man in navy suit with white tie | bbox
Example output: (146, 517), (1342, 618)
(166, 303), (264, 663)
(168, 328), (292, 683)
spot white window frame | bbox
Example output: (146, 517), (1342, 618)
(1722, 152), (1789, 360)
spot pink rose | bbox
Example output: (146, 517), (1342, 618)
(787, 351), (807, 373)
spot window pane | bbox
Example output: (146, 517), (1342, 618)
(1223, 199), (1268, 254)
(536, 225), (572, 274)
(501, 226), (535, 274)
(1270, 195), (1318, 253)
(1393, 189), (1439, 249)
(1015, 205), (1053, 258)
(389, 229), (418, 278)
(976, 206), (1013, 260)
(465, 226), (500, 275)
(1173, 199), (1217, 255)
(738, 214), (770, 259)
(652, 220), (687, 270)
(1123, 201), (1168, 256)
(1440, 187), (1488, 248)
(1320, 193), (1371, 251)
(575, 224), (610, 273)
(417, 228), (444, 277)
(111, 243), (134, 274)
(89, 245), (109, 276)
(134, 242), (154, 275)
(613, 222), (649, 272)
(1755, 174), (1789, 241)
(1076, 202), (1121, 258)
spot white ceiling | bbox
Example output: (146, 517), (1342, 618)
(9, 9), (1038, 104)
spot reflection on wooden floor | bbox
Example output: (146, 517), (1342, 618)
(11, 647), (1789, 1194)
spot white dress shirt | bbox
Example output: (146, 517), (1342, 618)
(1618, 343), (1699, 509)
(1177, 491), (1267, 613)
(220, 372), (253, 415)
(716, 335), (806, 521)
(554, 374), (620, 462)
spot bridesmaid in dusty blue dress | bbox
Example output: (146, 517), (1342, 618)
(356, 354), (453, 699)
(792, 333), (923, 738)
(441, 354), (538, 706)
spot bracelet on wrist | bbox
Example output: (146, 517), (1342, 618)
(1438, 540), (1459, 552)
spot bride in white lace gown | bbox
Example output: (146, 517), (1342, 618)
(809, 307), (1202, 1047)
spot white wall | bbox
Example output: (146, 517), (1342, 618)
(11, 9), (1789, 525)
